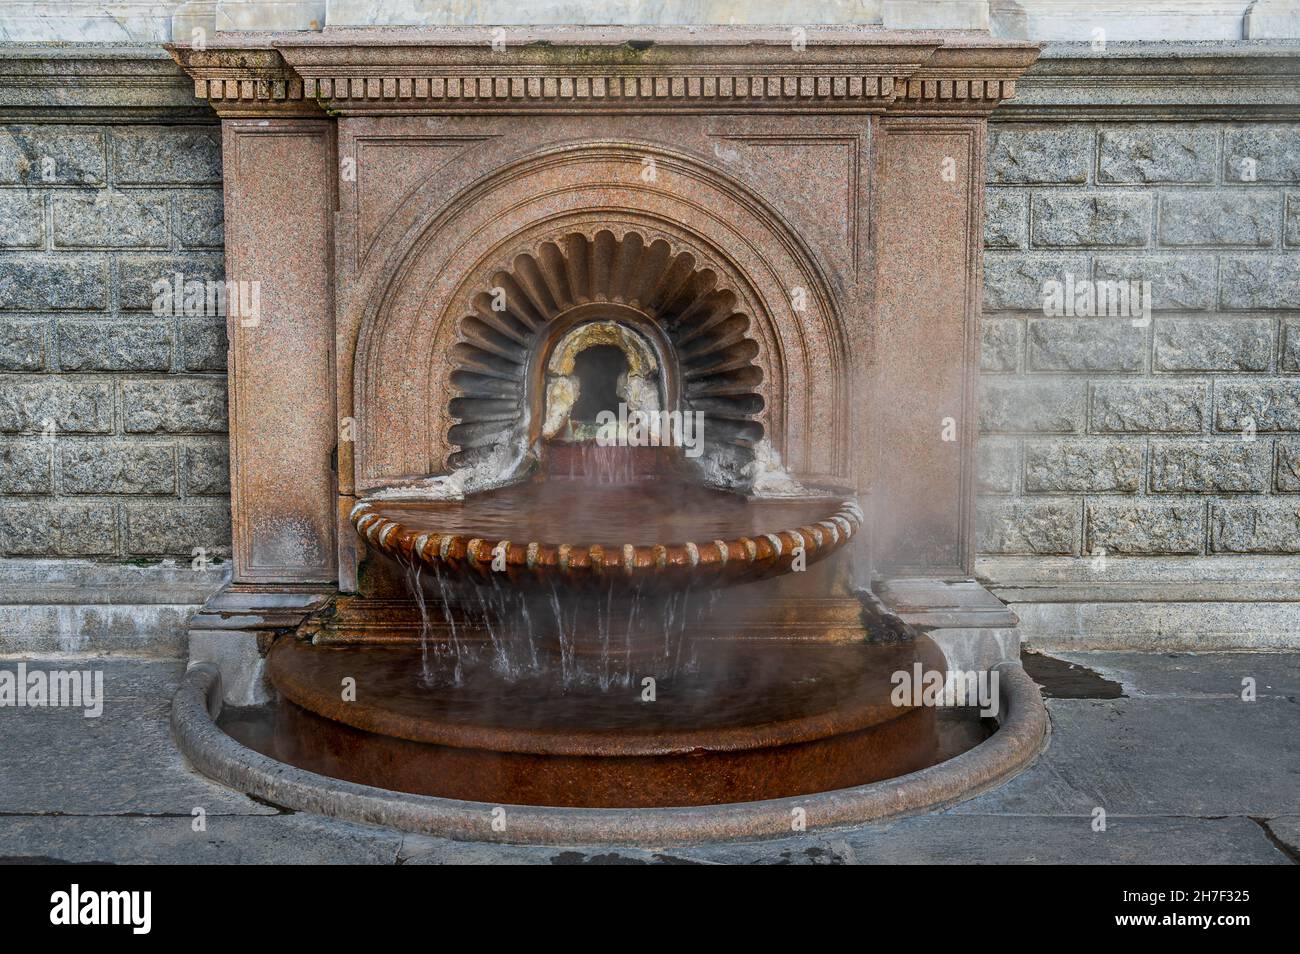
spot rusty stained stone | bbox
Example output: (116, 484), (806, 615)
(163, 29), (1037, 580)
(168, 28), (1038, 811)
(259, 634), (951, 809)
(350, 482), (862, 591)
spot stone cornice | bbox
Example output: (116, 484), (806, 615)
(0, 42), (212, 122)
(167, 27), (1039, 117)
(1000, 39), (1300, 120)
(174, 45), (318, 116)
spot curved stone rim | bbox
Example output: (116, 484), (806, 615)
(350, 495), (863, 587)
(265, 634), (943, 758)
(171, 661), (1047, 846)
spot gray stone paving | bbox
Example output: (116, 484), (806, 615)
(0, 657), (271, 817)
(0, 651), (1295, 864)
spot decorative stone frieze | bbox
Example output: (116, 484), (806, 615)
(170, 27), (1037, 118)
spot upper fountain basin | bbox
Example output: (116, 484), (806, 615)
(351, 478), (861, 589)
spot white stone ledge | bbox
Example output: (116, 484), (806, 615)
(0, 603), (200, 655)
(323, 1), (883, 28)
(979, 554), (1300, 589)
(981, 555), (1300, 649)
(1246, 0), (1300, 37)
(992, 1), (1270, 42)
(1, 1), (1298, 42)
(1012, 600), (1300, 650)
(0, 558), (229, 604)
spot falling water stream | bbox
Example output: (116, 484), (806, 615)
(395, 449), (755, 691)
(229, 446), (998, 811)
(377, 425), (867, 700)
(401, 576), (714, 691)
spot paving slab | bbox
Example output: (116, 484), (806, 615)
(398, 835), (707, 865)
(1, 651), (1297, 864)
(0, 815), (401, 865)
(1053, 651), (1300, 699)
(695, 815), (1289, 865)
(399, 815), (1288, 865)
(952, 696), (1300, 817)
(1262, 816), (1300, 861)
(0, 658), (273, 816)
(0, 654), (182, 701)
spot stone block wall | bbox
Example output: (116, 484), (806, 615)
(2, 47), (1299, 581)
(0, 122), (232, 561)
(978, 120), (1300, 560)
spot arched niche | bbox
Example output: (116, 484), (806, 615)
(350, 142), (853, 493)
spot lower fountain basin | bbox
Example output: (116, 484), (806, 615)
(233, 634), (966, 809)
(351, 478), (861, 590)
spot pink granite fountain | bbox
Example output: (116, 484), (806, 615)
(169, 27), (1046, 829)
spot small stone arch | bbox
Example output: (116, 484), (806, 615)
(447, 228), (766, 483)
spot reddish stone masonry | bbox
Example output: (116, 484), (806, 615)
(168, 26), (1038, 589)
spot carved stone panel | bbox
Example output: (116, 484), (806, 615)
(169, 28), (1038, 589)
(873, 118), (984, 575)
(336, 118), (860, 497)
(222, 119), (338, 583)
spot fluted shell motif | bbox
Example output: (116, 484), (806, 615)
(448, 229), (766, 472)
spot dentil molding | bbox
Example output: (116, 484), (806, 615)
(168, 26), (1039, 117)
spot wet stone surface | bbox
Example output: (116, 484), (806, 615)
(0, 652), (1295, 864)
(1022, 651), (1125, 699)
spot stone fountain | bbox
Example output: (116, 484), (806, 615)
(169, 25), (1047, 839)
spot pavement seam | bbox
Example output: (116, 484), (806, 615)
(939, 812), (1293, 819)
(1252, 817), (1300, 864)
(0, 811), (282, 818)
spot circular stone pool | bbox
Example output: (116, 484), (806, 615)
(216, 634), (995, 809)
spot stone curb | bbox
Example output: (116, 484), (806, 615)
(171, 660), (1048, 846)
